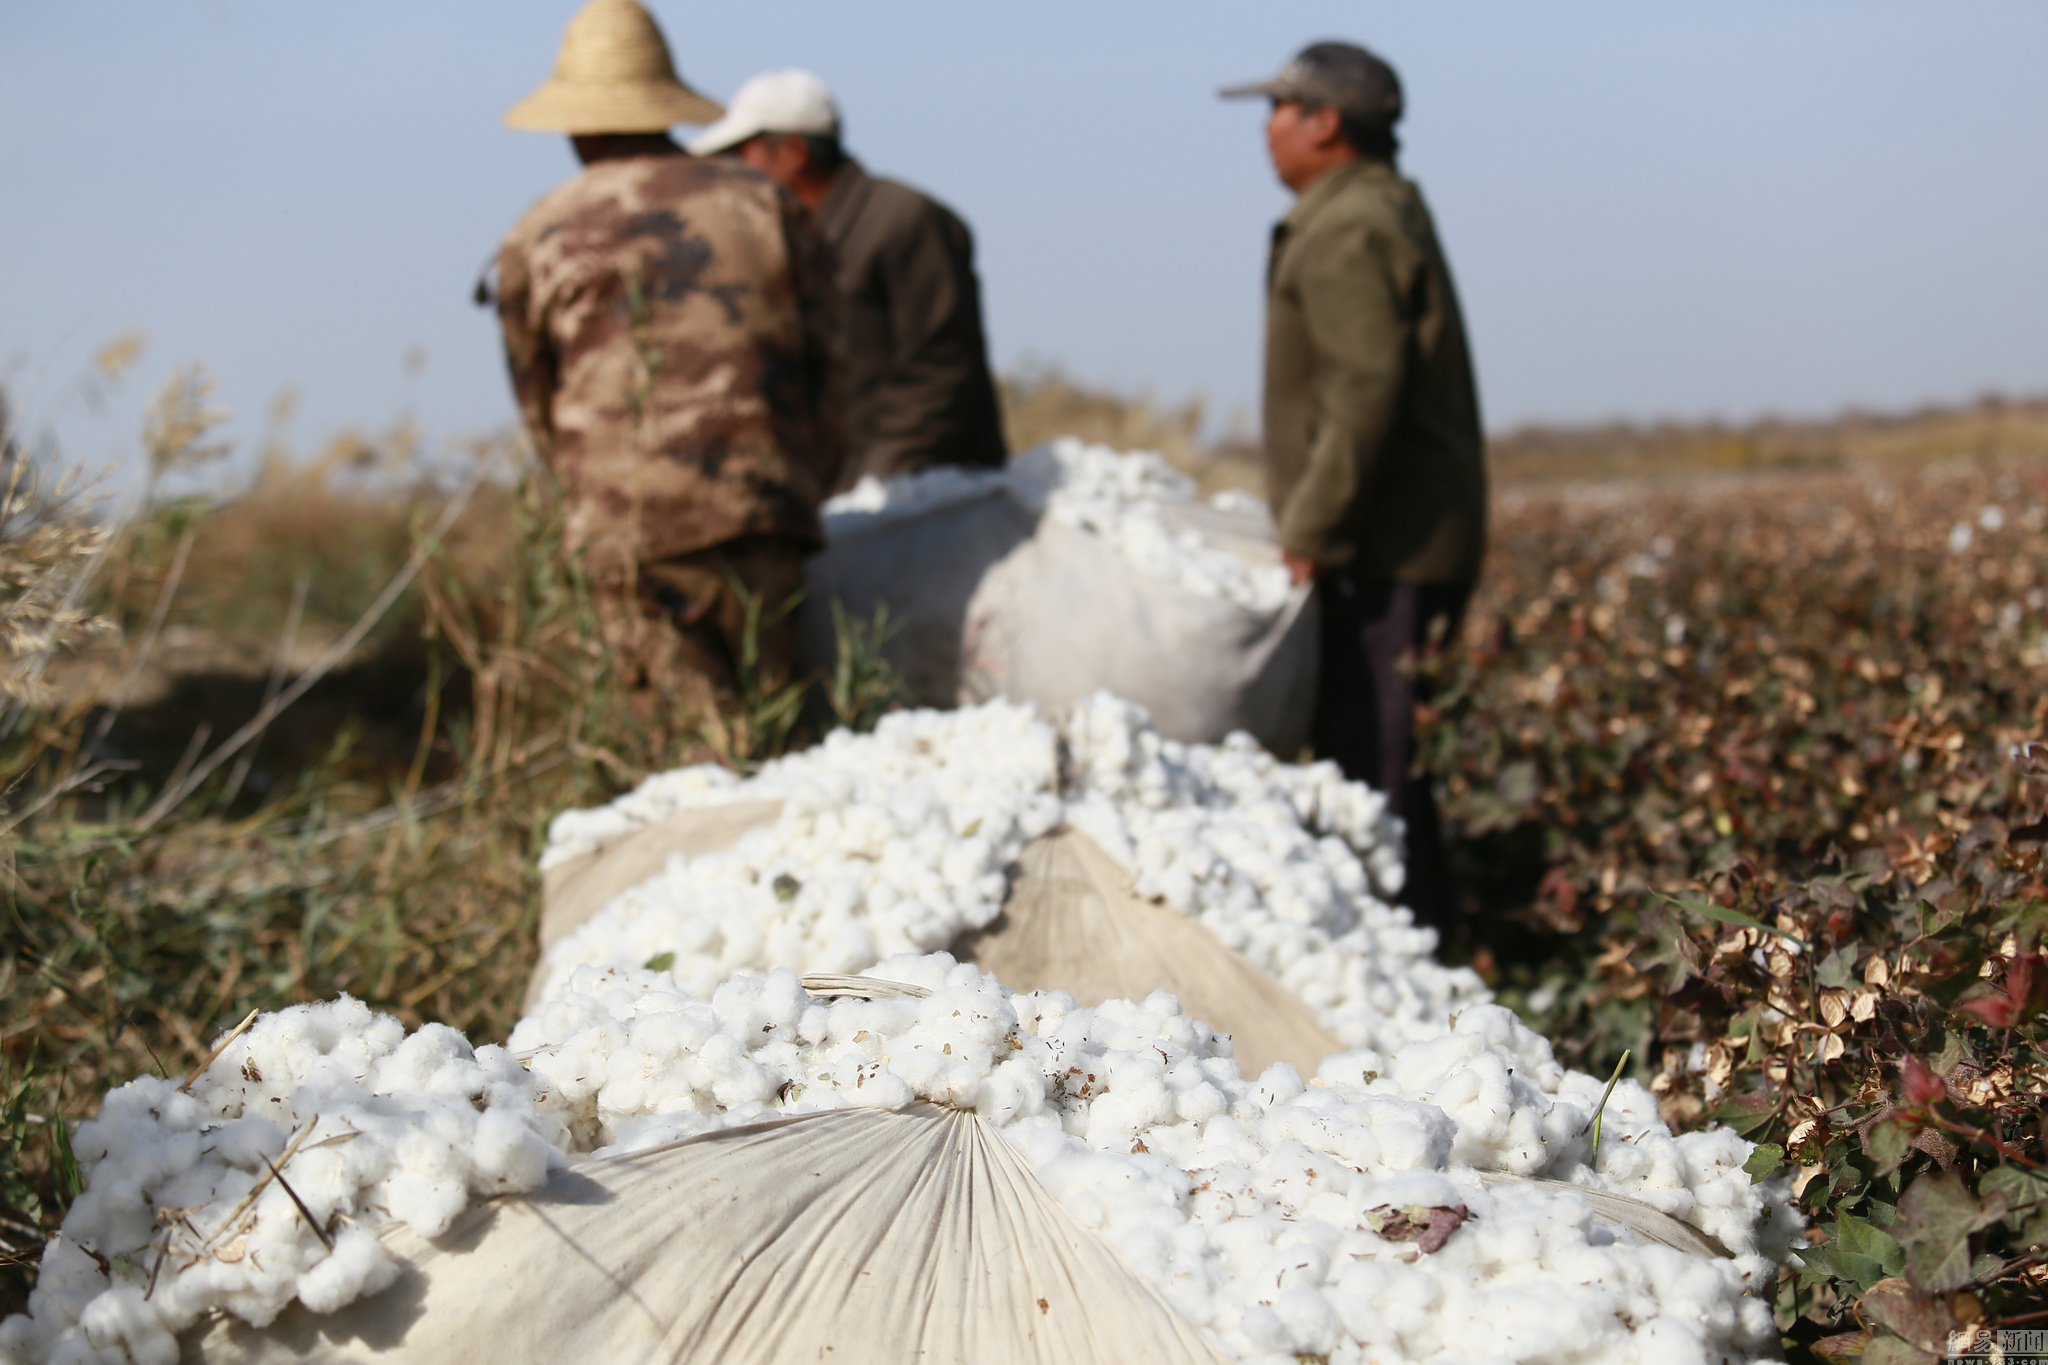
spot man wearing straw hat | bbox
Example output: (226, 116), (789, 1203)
(690, 69), (1006, 488)
(495, 1), (843, 755)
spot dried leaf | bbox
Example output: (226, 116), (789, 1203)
(1365, 1204), (1470, 1254)
(1864, 1115), (1913, 1176)
(1861, 1334), (1938, 1365)
(1661, 894), (1811, 951)
(1860, 1276), (1955, 1353)
(1895, 1172), (2005, 1293)
(1808, 1330), (1870, 1360)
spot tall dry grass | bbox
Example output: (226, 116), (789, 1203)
(0, 465), (111, 706)
(0, 365), (900, 1313)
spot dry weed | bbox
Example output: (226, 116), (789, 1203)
(0, 398), (902, 1314)
(0, 456), (110, 703)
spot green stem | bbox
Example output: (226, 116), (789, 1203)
(1588, 1048), (1632, 1162)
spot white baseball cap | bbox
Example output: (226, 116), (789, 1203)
(687, 68), (841, 155)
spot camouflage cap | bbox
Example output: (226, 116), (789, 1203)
(1219, 41), (1403, 127)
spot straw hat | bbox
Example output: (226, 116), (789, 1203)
(505, 0), (723, 134)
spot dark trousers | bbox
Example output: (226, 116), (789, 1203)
(1313, 577), (1471, 933)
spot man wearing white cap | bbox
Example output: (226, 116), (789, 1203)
(495, 2), (843, 757)
(691, 70), (1006, 487)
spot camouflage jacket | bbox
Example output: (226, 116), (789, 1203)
(497, 153), (843, 568)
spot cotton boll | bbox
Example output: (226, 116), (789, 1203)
(1175, 1081), (1228, 1123)
(470, 1107), (551, 1190)
(1328, 1262), (1405, 1347)
(76, 1287), (177, 1365)
(1083, 1075), (1173, 1148)
(1233, 1302), (1292, 1356)
(374, 1023), (479, 1096)
(1317, 1047), (1385, 1088)
(379, 1139), (475, 1239)
(1635, 1313), (1709, 1361)
(1271, 1284), (1344, 1357)
(975, 1057), (1048, 1125)
(295, 1227), (398, 1315)
(1252, 1064), (1306, 1110)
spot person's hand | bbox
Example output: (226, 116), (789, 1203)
(1282, 551), (1320, 586)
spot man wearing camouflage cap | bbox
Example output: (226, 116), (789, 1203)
(1224, 42), (1486, 931)
(495, 0), (842, 755)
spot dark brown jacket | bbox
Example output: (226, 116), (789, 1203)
(1263, 158), (1485, 583)
(816, 160), (1006, 487)
(497, 153), (843, 571)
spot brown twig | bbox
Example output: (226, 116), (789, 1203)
(79, 523), (196, 764)
(261, 1153), (332, 1250)
(198, 1118), (319, 1250)
(220, 568), (310, 809)
(1931, 1113), (2046, 1170)
(299, 738), (567, 848)
(0, 757), (126, 838)
(177, 1008), (259, 1092)
(143, 1223), (171, 1300)
(153, 721), (213, 815)
(1999, 1305), (2048, 1327)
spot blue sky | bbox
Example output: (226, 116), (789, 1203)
(2, 2), (2044, 484)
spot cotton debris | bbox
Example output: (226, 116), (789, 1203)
(0, 1000), (556, 1365)
(535, 693), (1473, 1056)
(824, 437), (1293, 612)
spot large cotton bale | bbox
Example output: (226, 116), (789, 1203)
(800, 440), (1318, 755)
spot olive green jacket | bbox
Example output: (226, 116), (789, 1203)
(1262, 158), (1485, 583)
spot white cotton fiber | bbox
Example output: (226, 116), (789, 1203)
(822, 438), (1292, 613)
(504, 955), (1794, 1365)
(534, 703), (1062, 1004)
(533, 693), (1478, 1057)
(0, 999), (557, 1365)
(5, 965), (1794, 1365)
